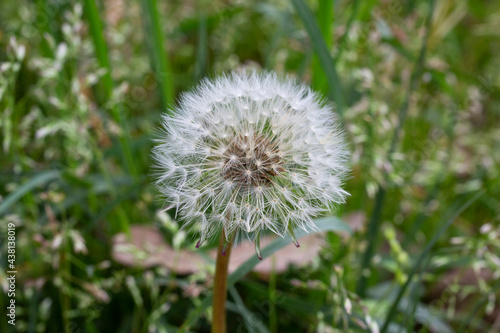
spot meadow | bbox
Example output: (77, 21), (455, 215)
(0, 0), (499, 332)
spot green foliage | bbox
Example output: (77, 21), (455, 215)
(1, 0), (499, 332)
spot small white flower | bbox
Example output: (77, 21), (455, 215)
(152, 71), (349, 257)
(344, 297), (352, 314)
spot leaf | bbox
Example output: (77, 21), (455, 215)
(0, 170), (60, 216)
(194, 15), (208, 82)
(312, 0), (333, 95)
(140, 0), (174, 107)
(83, 0), (136, 178)
(291, 0), (344, 117)
(83, 0), (113, 97)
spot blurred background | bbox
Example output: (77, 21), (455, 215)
(1, 0), (499, 332)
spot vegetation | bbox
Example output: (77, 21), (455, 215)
(1, 0), (499, 332)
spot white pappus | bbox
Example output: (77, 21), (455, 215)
(152, 71), (350, 259)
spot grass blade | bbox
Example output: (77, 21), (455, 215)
(291, 0), (344, 118)
(312, 0), (333, 95)
(179, 217), (351, 331)
(380, 190), (484, 333)
(83, 0), (137, 177)
(83, 0), (113, 96)
(0, 170), (59, 216)
(194, 15), (208, 82)
(140, 0), (174, 108)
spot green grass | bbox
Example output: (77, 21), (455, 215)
(357, 0), (436, 297)
(140, 0), (174, 108)
(311, 0), (333, 96)
(292, 0), (345, 118)
(83, 0), (137, 179)
(1, 0), (499, 332)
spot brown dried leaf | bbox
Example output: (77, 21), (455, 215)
(112, 225), (325, 277)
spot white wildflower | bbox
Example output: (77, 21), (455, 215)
(344, 297), (352, 314)
(365, 315), (380, 333)
(152, 71), (349, 257)
(69, 230), (88, 254)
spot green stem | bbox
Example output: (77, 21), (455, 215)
(212, 231), (232, 333)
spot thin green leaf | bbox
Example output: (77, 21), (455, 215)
(83, 0), (113, 97)
(140, 0), (174, 108)
(83, 0), (137, 178)
(194, 15), (208, 82)
(0, 170), (59, 216)
(312, 0), (333, 95)
(291, 0), (344, 118)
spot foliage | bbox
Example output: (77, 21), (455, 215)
(0, 0), (499, 332)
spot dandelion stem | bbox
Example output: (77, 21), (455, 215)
(212, 230), (232, 333)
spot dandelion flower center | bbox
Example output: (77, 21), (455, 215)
(219, 133), (284, 187)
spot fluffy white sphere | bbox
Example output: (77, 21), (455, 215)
(152, 71), (349, 252)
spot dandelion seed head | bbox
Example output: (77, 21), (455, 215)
(152, 71), (350, 245)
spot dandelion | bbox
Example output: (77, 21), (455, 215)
(153, 71), (349, 254)
(152, 71), (349, 332)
